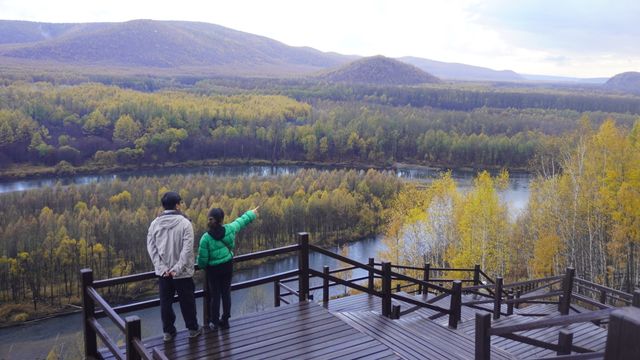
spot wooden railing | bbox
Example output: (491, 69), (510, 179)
(83, 230), (639, 360)
(305, 245), (463, 327)
(474, 300), (640, 360)
(81, 241), (301, 359)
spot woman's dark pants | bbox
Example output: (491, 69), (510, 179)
(206, 260), (233, 326)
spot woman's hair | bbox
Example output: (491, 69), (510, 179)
(207, 208), (226, 240)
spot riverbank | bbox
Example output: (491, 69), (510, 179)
(0, 157), (529, 183)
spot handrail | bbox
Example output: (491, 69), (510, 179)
(94, 271), (157, 289)
(309, 268), (383, 296)
(132, 338), (153, 360)
(507, 275), (564, 288)
(389, 269), (452, 294)
(231, 270), (299, 290)
(390, 292), (451, 314)
(389, 264), (475, 272)
(309, 245), (385, 276)
(572, 293), (613, 310)
(87, 287), (126, 331)
(233, 244), (299, 262)
(88, 317), (124, 360)
(309, 275), (370, 291)
(573, 277), (632, 299)
(278, 281), (300, 296)
(491, 308), (614, 335)
(328, 265), (358, 275)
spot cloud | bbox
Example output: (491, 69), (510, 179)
(470, 0), (640, 56)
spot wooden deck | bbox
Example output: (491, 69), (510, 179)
(87, 240), (636, 360)
(100, 297), (522, 360)
(101, 301), (398, 360)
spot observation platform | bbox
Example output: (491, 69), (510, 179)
(84, 233), (640, 360)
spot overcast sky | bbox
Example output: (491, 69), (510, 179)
(1, 0), (638, 78)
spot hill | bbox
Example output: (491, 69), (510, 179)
(0, 19), (354, 75)
(321, 56), (441, 85)
(399, 56), (522, 82)
(604, 71), (640, 94)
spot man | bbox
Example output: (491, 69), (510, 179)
(147, 191), (201, 341)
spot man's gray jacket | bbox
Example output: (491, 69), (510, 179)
(146, 211), (195, 279)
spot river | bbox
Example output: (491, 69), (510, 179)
(0, 164), (531, 359)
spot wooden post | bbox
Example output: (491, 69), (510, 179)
(515, 290), (521, 310)
(557, 330), (573, 356)
(274, 281), (280, 307)
(604, 307), (640, 359)
(382, 262), (392, 318)
(367, 258), (375, 291)
(80, 268), (97, 359)
(392, 304), (401, 320)
(396, 283), (401, 293)
(475, 313), (491, 360)
(298, 232), (309, 302)
(322, 266), (329, 307)
(422, 263), (431, 295)
(493, 277), (503, 320)
(449, 280), (462, 329)
(506, 291), (514, 316)
(633, 290), (640, 308)
(203, 269), (210, 326)
(600, 289), (607, 305)
(559, 267), (575, 315)
(473, 264), (481, 286)
(125, 316), (142, 360)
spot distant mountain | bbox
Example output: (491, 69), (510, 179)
(399, 56), (522, 82)
(0, 19), (354, 75)
(522, 74), (608, 84)
(603, 72), (640, 94)
(321, 56), (441, 85)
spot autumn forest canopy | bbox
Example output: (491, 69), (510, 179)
(1, 72), (640, 324)
(1, 78), (640, 178)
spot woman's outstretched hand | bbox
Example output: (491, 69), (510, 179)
(250, 205), (260, 216)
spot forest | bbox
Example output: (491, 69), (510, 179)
(1, 79), (640, 179)
(0, 169), (399, 322)
(2, 75), (640, 325)
(383, 118), (640, 293)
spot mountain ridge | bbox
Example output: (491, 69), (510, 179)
(398, 56), (523, 82)
(603, 72), (640, 94)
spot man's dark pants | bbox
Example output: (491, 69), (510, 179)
(159, 276), (198, 334)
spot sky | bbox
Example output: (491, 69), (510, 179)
(0, 0), (638, 78)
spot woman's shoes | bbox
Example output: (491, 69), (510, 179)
(209, 319), (229, 330)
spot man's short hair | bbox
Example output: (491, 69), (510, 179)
(161, 191), (182, 210)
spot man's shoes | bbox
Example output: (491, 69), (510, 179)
(188, 327), (202, 338)
(219, 320), (230, 330)
(209, 322), (218, 331)
(163, 332), (176, 342)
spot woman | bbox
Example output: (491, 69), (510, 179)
(197, 206), (258, 330)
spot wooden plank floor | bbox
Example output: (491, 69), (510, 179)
(328, 291), (606, 359)
(100, 302), (398, 360)
(100, 292), (608, 360)
(335, 311), (516, 360)
(327, 292), (420, 313)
